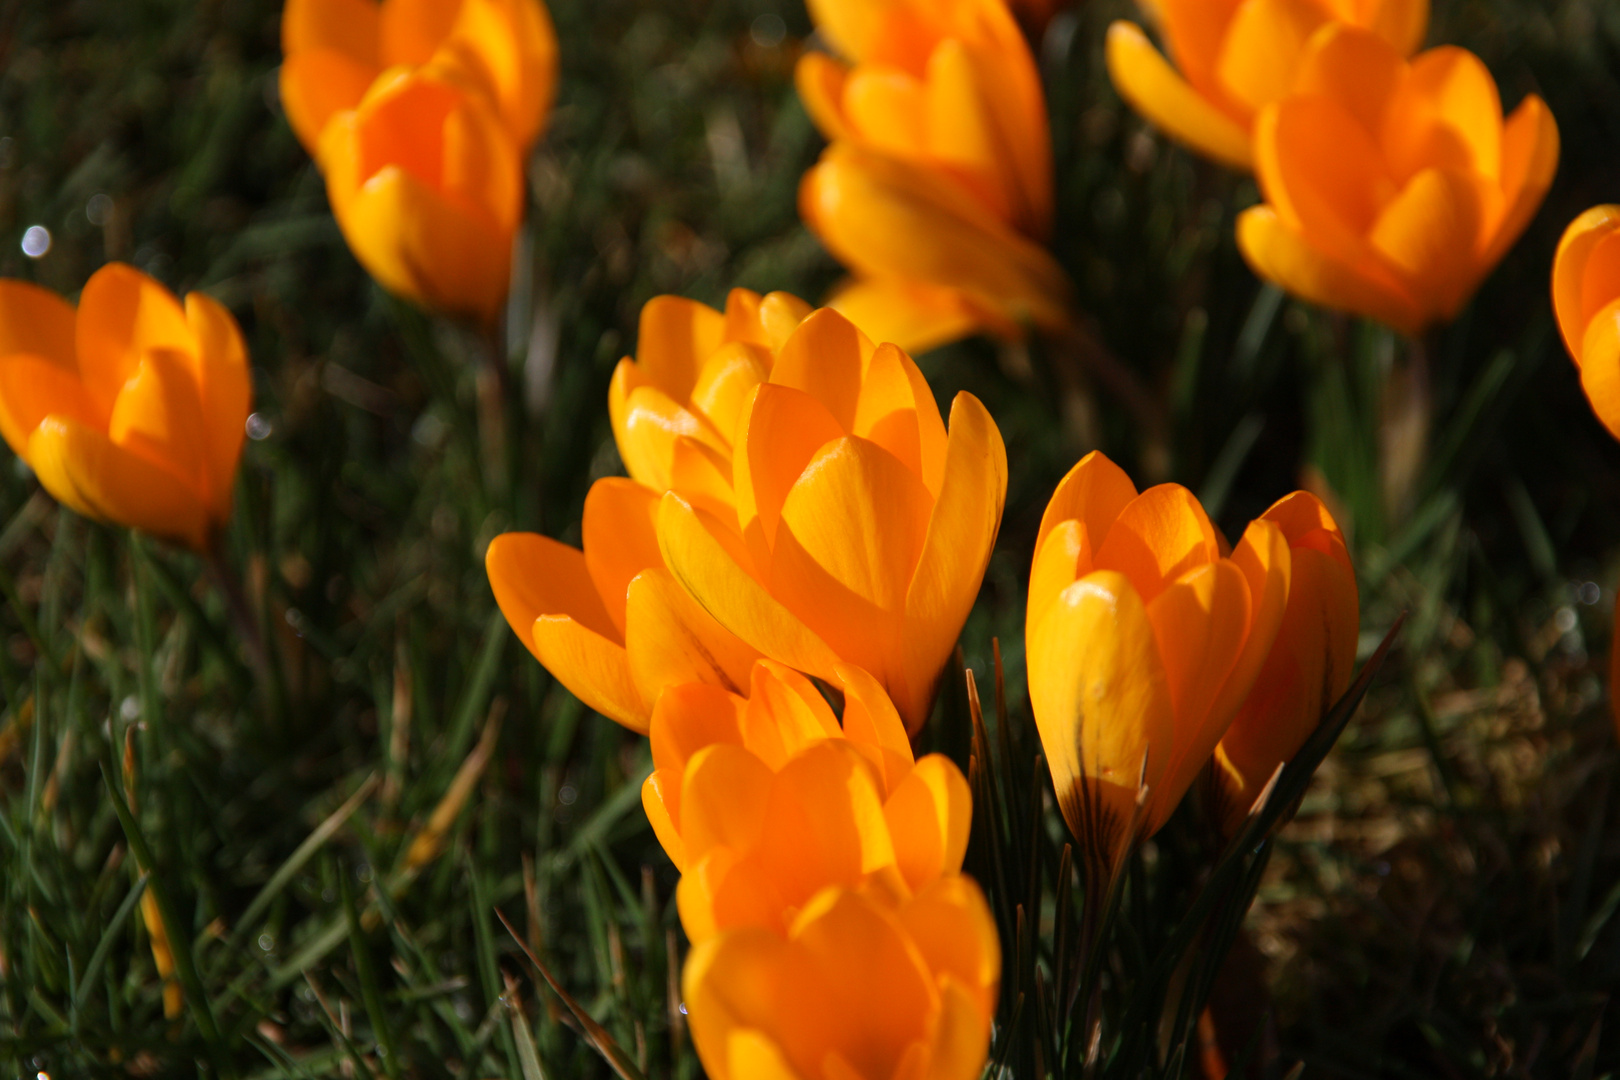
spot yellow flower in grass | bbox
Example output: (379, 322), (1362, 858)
(685, 875), (999, 1080)
(641, 659), (971, 942)
(0, 264), (251, 552)
(795, 0), (1070, 352)
(1236, 25), (1559, 336)
(656, 306), (1008, 736)
(1026, 452), (1290, 865)
(1210, 492), (1358, 834)
(1106, 0), (1428, 170)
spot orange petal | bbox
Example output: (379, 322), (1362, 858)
(1027, 569), (1175, 860)
(0, 355), (100, 464)
(883, 754), (972, 890)
(1028, 519), (1088, 640)
(1366, 166), (1484, 324)
(432, 0), (558, 151)
(107, 348), (212, 512)
(924, 977), (995, 1080)
(846, 63), (931, 159)
(1213, 517), (1292, 723)
(1384, 44), (1502, 182)
(1214, 0), (1328, 115)
(75, 264), (193, 420)
(1578, 299), (1620, 443)
(27, 416), (210, 549)
(771, 436), (934, 709)
(1155, 0), (1246, 95)
(657, 492), (844, 683)
(1356, 0), (1430, 55)
(734, 384), (846, 570)
(738, 660), (842, 769)
(836, 662), (915, 782)
(669, 436), (739, 521)
(769, 308), (875, 433)
(758, 743), (897, 906)
(0, 279), (77, 370)
(379, 0), (459, 66)
(825, 277), (986, 356)
(649, 681), (747, 777)
(531, 623), (646, 732)
(923, 41), (1012, 223)
(682, 927), (792, 1080)
(1480, 93), (1560, 274)
(850, 342), (948, 496)
(1092, 483), (1221, 605)
(899, 876), (1000, 1018)
(183, 293), (252, 522)
(681, 743), (775, 861)
(624, 567), (762, 705)
(282, 0), (380, 61)
(900, 393), (1007, 734)
(642, 769), (687, 870)
(688, 341), (771, 451)
(1105, 21), (1252, 172)
(280, 49), (380, 155)
(796, 51), (854, 142)
(1290, 21), (1405, 135)
(634, 296), (728, 405)
(1035, 450), (1139, 552)
(1553, 206), (1620, 361)
(581, 478), (663, 633)
(1236, 205), (1424, 336)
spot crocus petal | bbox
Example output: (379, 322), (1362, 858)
(1092, 483), (1222, 605)
(683, 928), (794, 1080)
(75, 263), (194, 419)
(642, 770), (687, 870)
(432, 0), (558, 151)
(851, 342), (949, 497)
(733, 384), (847, 570)
(681, 743), (775, 861)
(379, 0), (459, 66)
(1105, 21), (1253, 172)
(924, 979), (995, 1080)
(847, 63), (932, 159)
(649, 681), (748, 777)
(769, 308), (876, 432)
(687, 341), (772, 450)
(1384, 45), (1502, 182)
(27, 416), (210, 550)
(738, 661), (843, 771)
(183, 293), (252, 521)
(1479, 94), (1559, 272)
(924, 39), (1013, 223)
(0, 355), (101, 463)
(280, 50), (381, 155)
(624, 568), (763, 704)
(0, 279), (77, 370)
(1237, 205), (1424, 337)
(1028, 570), (1175, 865)
(796, 51), (854, 141)
(634, 295), (728, 404)
(485, 531), (619, 650)
(1034, 449), (1139, 551)
(1367, 166), (1484, 322)
(1028, 520), (1088, 638)
(900, 393), (1007, 734)
(1577, 299), (1620, 443)
(836, 661), (916, 789)
(899, 876), (1000, 1018)
(107, 349), (213, 504)
(1290, 21), (1406, 135)
(1553, 205), (1620, 359)
(658, 492), (845, 684)
(1214, 0), (1327, 115)
(281, 0), (380, 61)
(883, 754), (972, 890)
(758, 743), (898, 909)
(825, 277), (986, 356)
(581, 477), (663, 633)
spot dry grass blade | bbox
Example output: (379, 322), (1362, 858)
(402, 699), (505, 872)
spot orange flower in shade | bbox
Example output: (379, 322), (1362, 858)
(684, 876), (999, 1080)
(1552, 206), (1620, 442)
(1106, 0), (1429, 171)
(1025, 452), (1290, 865)
(317, 68), (525, 321)
(1551, 205), (1620, 742)
(1237, 25), (1559, 337)
(0, 264), (252, 552)
(279, 0), (558, 156)
(795, 0), (1071, 352)
(1210, 492), (1358, 834)
(641, 659), (972, 941)
(655, 307), (1008, 736)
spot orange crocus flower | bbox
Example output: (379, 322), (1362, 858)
(1026, 452), (1289, 865)
(796, 0), (1070, 352)
(1210, 492), (1358, 834)
(485, 290), (813, 731)
(1553, 206), (1620, 442)
(317, 68), (525, 322)
(642, 659), (971, 941)
(655, 307), (1008, 736)
(684, 876), (999, 1080)
(1552, 205), (1620, 742)
(1237, 25), (1559, 337)
(0, 264), (252, 552)
(1106, 0), (1429, 171)
(280, 0), (558, 156)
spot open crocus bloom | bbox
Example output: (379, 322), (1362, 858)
(641, 660), (971, 942)
(1106, 0), (1429, 171)
(0, 264), (251, 552)
(1553, 206), (1620, 441)
(795, 0), (1070, 352)
(280, 0), (557, 156)
(684, 875), (999, 1080)
(1237, 25), (1559, 337)
(1210, 492), (1358, 835)
(1026, 452), (1289, 866)
(608, 288), (813, 504)
(485, 477), (760, 733)
(656, 308), (1008, 736)
(318, 67), (524, 321)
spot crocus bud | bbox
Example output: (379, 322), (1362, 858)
(1552, 206), (1620, 441)
(1237, 25), (1559, 337)
(1106, 0), (1429, 170)
(0, 264), (251, 551)
(1026, 451), (1290, 866)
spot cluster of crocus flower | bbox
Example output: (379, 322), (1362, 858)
(1026, 452), (1359, 866)
(0, 264), (252, 553)
(794, 0), (1072, 353)
(280, 0), (558, 320)
(1108, 0), (1559, 338)
(489, 289), (1007, 1078)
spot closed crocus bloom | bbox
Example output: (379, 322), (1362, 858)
(641, 659), (971, 941)
(0, 264), (251, 552)
(485, 478), (761, 733)
(1106, 0), (1428, 171)
(280, 0), (557, 156)
(1237, 25), (1559, 337)
(319, 67), (524, 321)
(1211, 492), (1358, 834)
(1552, 206), (1620, 441)
(796, 0), (1070, 351)
(684, 876), (999, 1080)
(656, 308), (1008, 736)
(1026, 452), (1289, 865)
(608, 288), (813, 506)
